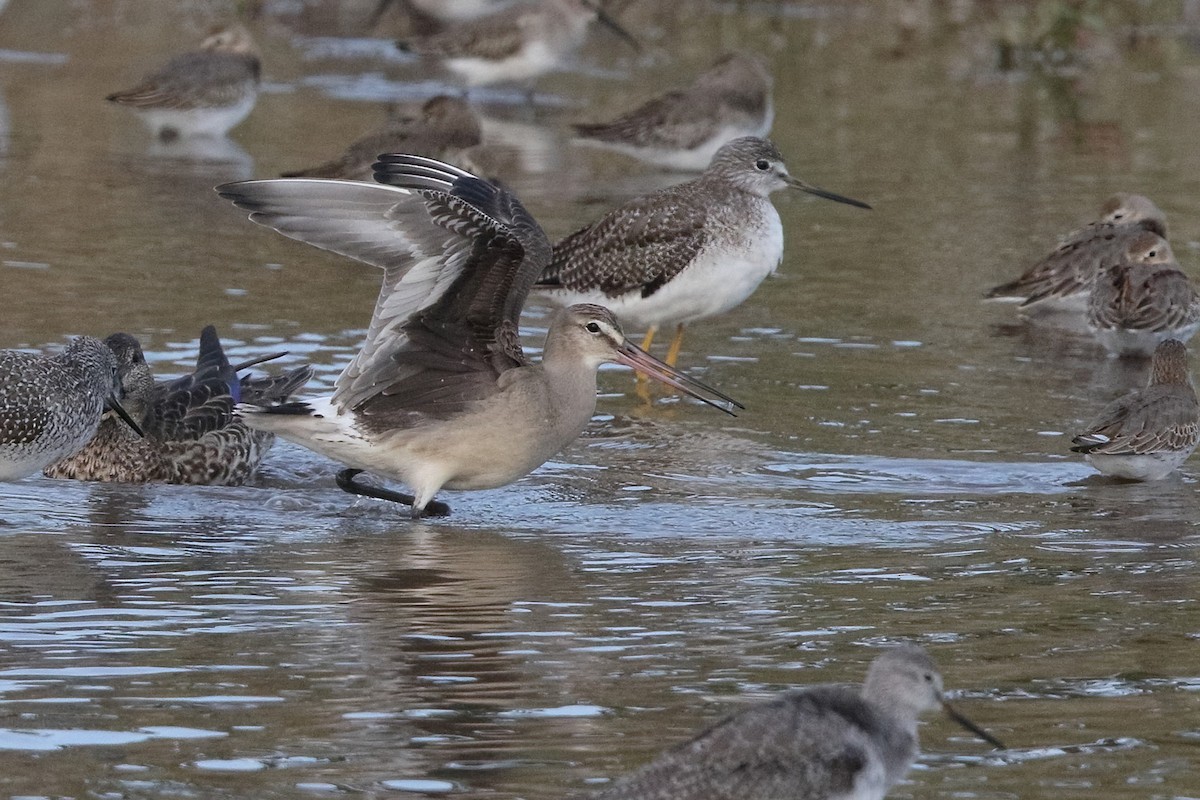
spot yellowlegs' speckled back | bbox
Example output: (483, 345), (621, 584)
(282, 95), (482, 181)
(44, 326), (312, 485)
(585, 645), (1004, 800)
(1087, 231), (1200, 358)
(1072, 339), (1199, 480)
(395, 0), (637, 89)
(986, 193), (1167, 319)
(536, 136), (870, 366)
(217, 155), (741, 518)
(0, 336), (142, 481)
(106, 24), (260, 140)
(574, 52), (774, 172)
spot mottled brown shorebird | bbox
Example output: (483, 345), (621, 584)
(585, 645), (1004, 800)
(1087, 231), (1200, 358)
(281, 95), (482, 181)
(396, 0), (637, 89)
(986, 193), (1167, 321)
(0, 337), (141, 481)
(574, 52), (774, 172)
(1072, 339), (1200, 480)
(218, 156), (741, 518)
(107, 24), (260, 140)
(536, 136), (870, 366)
(45, 327), (312, 485)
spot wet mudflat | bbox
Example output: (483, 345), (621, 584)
(0, 1), (1198, 798)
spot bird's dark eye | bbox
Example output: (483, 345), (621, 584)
(755, 159), (770, 171)
(585, 322), (602, 333)
(1147, 249), (1157, 258)
(924, 673), (934, 683)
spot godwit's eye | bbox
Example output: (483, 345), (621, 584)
(924, 673), (934, 683)
(585, 322), (602, 334)
(755, 159), (770, 171)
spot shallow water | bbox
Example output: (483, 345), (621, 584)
(1, 1), (1200, 798)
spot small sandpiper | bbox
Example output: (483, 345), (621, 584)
(1087, 231), (1200, 357)
(218, 155), (741, 518)
(44, 327), (312, 486)
(0, 336), (142, 482)
(535, 136), (870, 365)
(107, 24), (261, 141)
(282, 95), (482, 181)
(1071, 339), (1199, 480)
(395, 0), (638, 90)
(573, 52), (774, 172)
(986, 193), (1167, 321)
(585, 644), (1004, 800)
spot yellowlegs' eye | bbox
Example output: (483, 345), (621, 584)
(755, 159), (770, 171)
(585, 322), (602, 334)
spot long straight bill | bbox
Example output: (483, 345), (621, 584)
(106, 395), (144, 437)
(943, 700), (1006, 749)
(788, 176), (872, 210)
(615, 340), (744, 416)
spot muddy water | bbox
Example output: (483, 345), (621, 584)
(0, 1), (1198, 798)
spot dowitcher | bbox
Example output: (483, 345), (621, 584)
(217, 155), (741, 518)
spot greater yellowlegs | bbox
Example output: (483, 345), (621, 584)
(1072, 339), (1199, 480)
(107, 24), (260, 140)
(396, 0), (637, 89)
(986, 193), (1167, 319)
(282, 95), (482, 181)
(536, 136), (870, 366)
(217, 155), (741, 518)
(0, 336), (142, 481)
(1087, 231), (1200, 358)
(573, 52), (774, 172)
(44, 327), (312, 485)
(587, 644), (1004, 800)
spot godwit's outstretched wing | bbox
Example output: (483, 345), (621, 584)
(217, 155), (550, 420)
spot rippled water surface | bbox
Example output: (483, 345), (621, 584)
(1, 1), (1200, 798)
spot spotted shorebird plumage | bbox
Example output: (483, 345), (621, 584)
(218, 156), (741, 518)
(536, 136), (870, 366)
(1086, 231), (1200, 358)
(0, 336), (142, 482)
(986, 193), (1167, 319)
(1071, 339), (1199, 480)
(44, 327), (312, 486)
(586, 644), (1003, 800)
(282, 95), (482, 181)
(573, 52), (774, 172)
(107, 24), (261, 140)
(395, 0), (637, 89)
